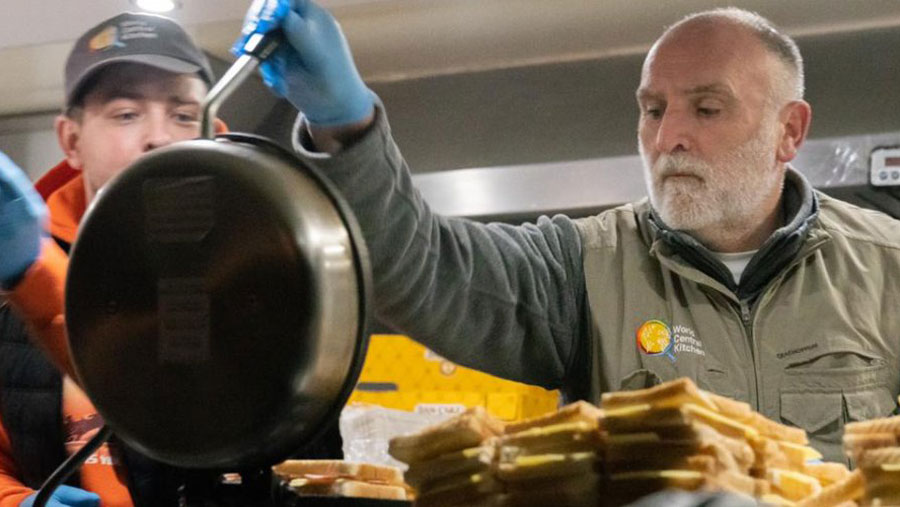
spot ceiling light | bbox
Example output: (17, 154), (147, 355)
(132, 0), (180, 13)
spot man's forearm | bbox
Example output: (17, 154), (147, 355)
(6, 241), (77, 380)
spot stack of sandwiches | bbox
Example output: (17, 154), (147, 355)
(842, 412), (900, 505)
(799, 405), (900, 506)
(388, 406), (505, 506)
(389, 402), (604, 507)
(599, 378), (834, 506)
(600, 379), (762, 504)
(272, 459), (412, 501)
(388, 378), (855, 506)
(495, 401), (605, 506)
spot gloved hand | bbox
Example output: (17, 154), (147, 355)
(233, 0), (375, 127)
(0, 151), (46, 289)
(20, 485), (100, 507)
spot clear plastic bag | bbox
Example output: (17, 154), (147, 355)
(339, 403), (455, 469)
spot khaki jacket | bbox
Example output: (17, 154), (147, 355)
(576, 180), (900, 462)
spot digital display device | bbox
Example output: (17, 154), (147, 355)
(870, 147), (900, 187)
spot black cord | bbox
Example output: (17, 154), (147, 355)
(33, 424), (113, 507)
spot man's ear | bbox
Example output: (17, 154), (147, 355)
(776, 100), (812, 163)
(214, 118), (229, 134)
(55, 114), (83, 170)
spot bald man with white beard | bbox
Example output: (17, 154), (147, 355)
(241, 2), (900, 464)
(637, 10), (810, 257)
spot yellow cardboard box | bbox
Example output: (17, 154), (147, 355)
(348, 335), (559, 421)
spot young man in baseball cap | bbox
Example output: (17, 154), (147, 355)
(0, 12), (224, 506)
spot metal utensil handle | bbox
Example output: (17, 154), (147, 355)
(32, 424), (113, 507)
(201, 31), (282, 139)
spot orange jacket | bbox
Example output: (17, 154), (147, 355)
(6, 160), (79, 379)
(0, 161), (132, 507)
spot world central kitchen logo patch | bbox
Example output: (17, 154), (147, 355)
(89, 26), (123, 52)
(636, 320), (705, 362)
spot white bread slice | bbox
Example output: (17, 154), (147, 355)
(601, 378), (717, 412)
(843, 433), (899, 462)
(796, 469), (864, 507)
(775, 440), (823, 469)
(745, 412), (808, 445)
(496, 452), (597, 482)
(681, 403), (759, 441)
(766, 468), (822, 502)
(802, 462), (851, 487)
(287, 477), (407, 500)
(844, 414), (900, 435)
(708, 392), (807, 445)
(504, 401), (602, 435)
(854, 446), (900, 468)
(273, 459), (404, 485)
(499, 420), (604, 458)
(602, 401), (760, 442)
(403, 445), (494, 489)
(389, 406), (504, 464)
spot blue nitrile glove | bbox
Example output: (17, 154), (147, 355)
(20, 485), (100, 507)
(233, 0), (375, 127)
(0, 151), (46, 289)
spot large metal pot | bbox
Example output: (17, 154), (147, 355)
(63, 33), (371, 470)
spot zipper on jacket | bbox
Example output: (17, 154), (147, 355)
(734, 299), (760, 411)
(739, 299), (763, 413)
(739, 302), (751, 326)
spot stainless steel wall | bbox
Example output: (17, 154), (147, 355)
(2, 25), (898, 219)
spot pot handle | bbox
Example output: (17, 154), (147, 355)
(201, 32), (282, 139)
(32, 425), (113, 507)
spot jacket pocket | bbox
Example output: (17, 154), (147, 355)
(779, 357), (896, 464)
(780, 391), (843, 462)
(843, 388), (899, 422)
(618, 368), (662, 391)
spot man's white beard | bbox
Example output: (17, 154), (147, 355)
(640, 124), (784, 232)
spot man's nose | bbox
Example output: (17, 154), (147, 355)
(655, 110), (691, 154)
(143, 114), (174, 151)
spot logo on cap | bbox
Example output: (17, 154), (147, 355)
(88, 20), (165, 53)
(88, 26), (123, 52)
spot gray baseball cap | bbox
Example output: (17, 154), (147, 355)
(65, 12), (215, 106)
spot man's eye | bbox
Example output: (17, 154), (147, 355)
(174, 113), (199, 123)
(697, 107), (720, 117)
(644, 108), (662, 119)
(115, 112), (138, 121)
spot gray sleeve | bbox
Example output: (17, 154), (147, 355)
(292, 106), (587, 391)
